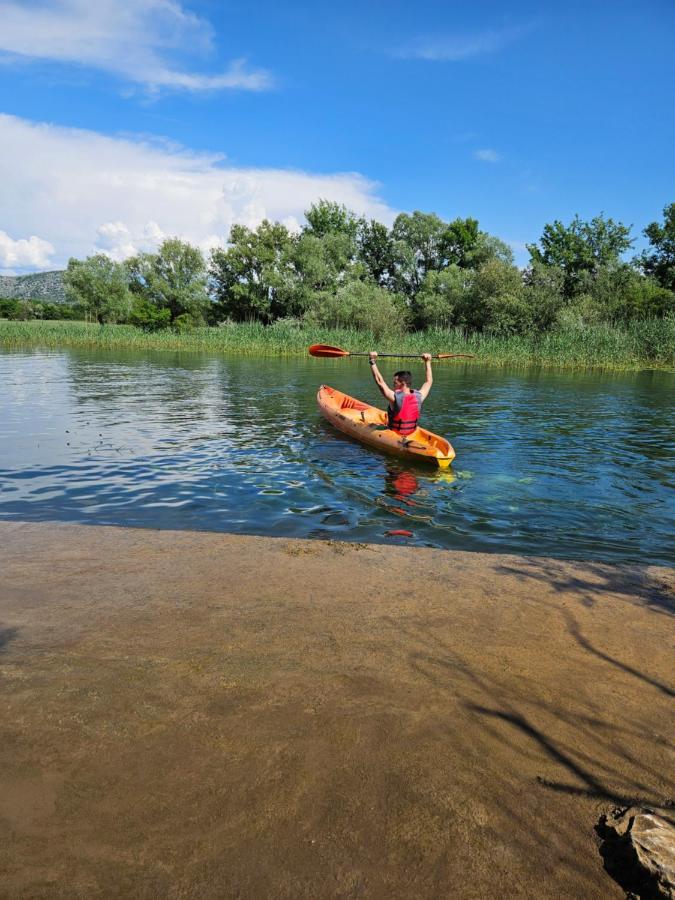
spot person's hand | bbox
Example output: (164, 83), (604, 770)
(421, 352), (431, 362)
(369, 351), (378, 362)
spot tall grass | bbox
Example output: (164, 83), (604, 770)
(0, 317), (673, 370)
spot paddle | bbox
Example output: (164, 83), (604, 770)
(308, 343), (475, 360)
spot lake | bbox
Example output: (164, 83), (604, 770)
(1, 348), (673, 565)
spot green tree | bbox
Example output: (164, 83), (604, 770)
(639, 203), (675, 291)
(210, 221), (297, 322)
(303, 279), (406, 338)
(128, 297), (171, 331)
(391, 211), (448, 296)
(441, 217), (480, 267)
(527, 214), (634, 298)
(389, 212), (512, 299)
(291, 225), (368, 315)
(415, 266), (473, 329)
(465, 232), (514, 268)
(571, 265), (674, 324)
(304, 200), (362, 241)
(127, 238), (209, 326)
(522, 262), (565, 330)
(0, 298), (21, 319)
(357, 219), (396, 285)
(465, 259), (529, 334)
(63, 254), (132, 324)
(297, 201), (366, 306)
(440, 218), (514, 268)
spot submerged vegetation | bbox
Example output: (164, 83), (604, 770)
(1, 201), (673, 369)
(1, 317), (673, 370)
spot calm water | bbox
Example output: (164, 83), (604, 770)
(1, 348), (673, 565)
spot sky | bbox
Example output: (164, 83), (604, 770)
(0, 0), (673, 273)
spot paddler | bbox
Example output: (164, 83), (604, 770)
(368, 351), (433, 435)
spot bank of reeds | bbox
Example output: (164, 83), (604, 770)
(0, 317), (673, 370)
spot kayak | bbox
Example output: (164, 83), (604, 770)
(317, 384), (455, 468)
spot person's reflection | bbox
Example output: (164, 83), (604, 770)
(383, 461), (420, 512)
(382, 460), (456, 517)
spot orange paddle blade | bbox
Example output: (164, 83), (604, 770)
(308, 344), (350, 357)
(436, 353), (475, 359)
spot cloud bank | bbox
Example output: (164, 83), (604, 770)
(0, 0), (272, 92)
(0, 114), (397, 272)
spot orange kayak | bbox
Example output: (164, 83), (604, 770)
(317, 384), (455, 468)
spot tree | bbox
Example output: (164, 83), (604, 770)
(291, 226), (368, 314)
(292, 233), (339, 295)
(127, 238), (209, 326)
(465, 259), (529, 334)
(357, 219), (396, 286)
(527, 214), (634, 298)
(128, 297), (171, 331)
(63, 254), (131, 324)
(389, 212), (513, 299)
(441, 217), (480, 267)
(210, 221), (297, 322)
(391, 211), (448, 296)
(639, 203), (675, 291)
(572, 265), (674, 323)
(440, 218), (514, 268)
(522, 262), (565, 330)
(464, 232), (514, 268)
(304, 200), (362, 241)
(0, 298), (21, 319)
(303, 279), (407, 338)
(298, 201), (366, 305)
(415, 266), (473, 329)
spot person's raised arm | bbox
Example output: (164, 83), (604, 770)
(369, 352), (396, 404)
(418, 353), (433, 401)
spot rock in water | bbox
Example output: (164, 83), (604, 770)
(598, 806), (675, 898)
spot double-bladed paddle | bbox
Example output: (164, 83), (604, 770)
(308, 343), (475, 360)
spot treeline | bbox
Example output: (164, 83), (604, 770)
(0, 297), (82, 321)
(60, 201), (674, 337)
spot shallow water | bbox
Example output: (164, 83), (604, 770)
(0, 348), (673, 565)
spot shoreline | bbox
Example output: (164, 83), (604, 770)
(1, 521), (673, 897)
(2, 319), (674, 372)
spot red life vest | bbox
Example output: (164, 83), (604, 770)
(388, 391), (420, 435)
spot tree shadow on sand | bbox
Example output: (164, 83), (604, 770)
(563, 610), (674, 698)
(377, 573), (674, 896)
(494, 558), (675, 616)
(0, 626), (18, 655)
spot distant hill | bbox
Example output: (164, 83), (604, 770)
(0, 270), (66, 303)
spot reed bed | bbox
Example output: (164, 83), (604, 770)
(1, 318), (673, 371)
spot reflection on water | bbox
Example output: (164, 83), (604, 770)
(0, 347), (673, 565)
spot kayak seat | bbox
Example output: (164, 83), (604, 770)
(340, 397), (369, 411)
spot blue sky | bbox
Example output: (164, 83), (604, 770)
(0, 0), (673, 272)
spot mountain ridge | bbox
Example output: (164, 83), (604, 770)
(0, 271), (66, 303)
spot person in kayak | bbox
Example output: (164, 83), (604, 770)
(368, 351), (433, 435)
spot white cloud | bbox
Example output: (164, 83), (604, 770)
(474, 148), (501, 163)
(95, 222), (137, 261)
(0, 114), (397, 272)
(0, 0), (272, 92)
(0, 231), (55, 269)
(395, 24), (534, 61)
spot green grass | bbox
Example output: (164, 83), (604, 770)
(0, 317), (673, 370)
